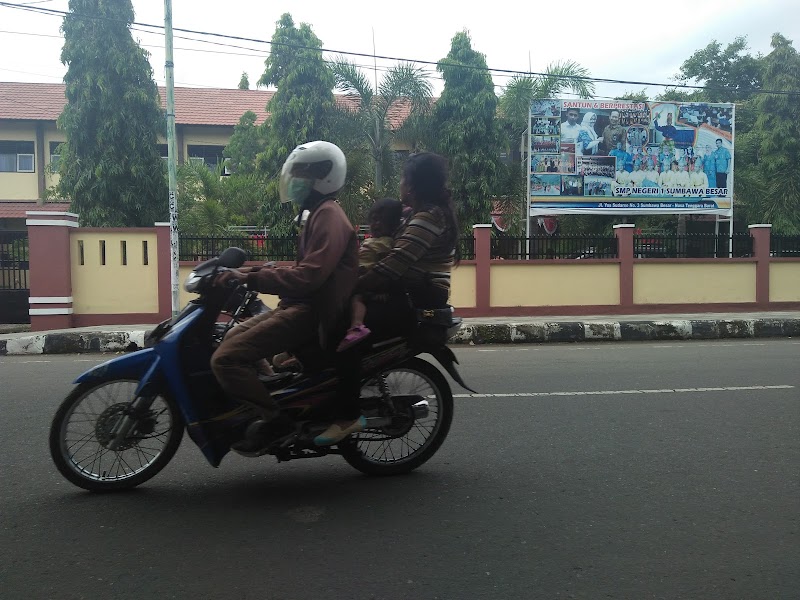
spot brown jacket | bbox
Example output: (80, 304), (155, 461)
(245, 199), (358, 342)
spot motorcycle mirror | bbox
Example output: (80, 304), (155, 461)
(218, 247), (247, 268)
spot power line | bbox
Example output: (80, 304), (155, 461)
(1, 0), (797, 97)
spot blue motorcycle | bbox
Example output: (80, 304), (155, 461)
(49, 247), (471, 492)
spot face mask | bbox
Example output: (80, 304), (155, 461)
(287, 178), (313, 205)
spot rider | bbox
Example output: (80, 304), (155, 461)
(211, 141), (359, 456)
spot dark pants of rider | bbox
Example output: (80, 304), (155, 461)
(210, 304), (317, 420)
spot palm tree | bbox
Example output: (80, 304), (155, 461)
(498, 59), (595, 134)
(494, 61), (596, 234)
(330, 59), (433, 194)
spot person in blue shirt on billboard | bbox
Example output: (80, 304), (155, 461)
(711, 138), (731, 188)
(701, 144), (717, 188)
(609, 142), (632, 173)
(653, 110), (678, 140)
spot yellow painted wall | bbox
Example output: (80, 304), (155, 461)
(634, 262), (756, 304)
(770, 262), (800, 302)
(182, 127), (232, 158)
(0, 123), (39, 200)
(451, 264), (476, 308)
(490, 263), (620, 306)
(176, 262), (476, 312)
(71, 231), (159, 313)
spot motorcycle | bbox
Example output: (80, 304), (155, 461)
(49, 247), (473, 492)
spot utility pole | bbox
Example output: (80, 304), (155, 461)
(164, 0), (179, 315)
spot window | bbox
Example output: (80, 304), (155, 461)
(187, 145), (226, 169)
(49, 141), (63, 171)
(0, 141), (35, 173)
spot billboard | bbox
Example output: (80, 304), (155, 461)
(529, 99), (734, 216)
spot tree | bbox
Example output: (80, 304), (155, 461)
(56, 0), (167, 227)
(330, 58), (432, 193)
(431, 30), (502, 232)
(255, 14), (336, 234)
(223, 111), (266, 175)
(257, 13), (335, 173)
(496, 61), (595, 234)
(238, 72), (250, 90)
(739, 34), (800, 232)
(675, 36), (762, 103)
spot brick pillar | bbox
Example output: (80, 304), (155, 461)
(614, 224), (635, 309)
(26, 211), (79, 331)
(473, 224), (492, 314)
(749, 224), (771, 307)
(155, 222), (173, 320)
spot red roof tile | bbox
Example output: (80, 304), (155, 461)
(0, 201), (72, 218)
(0, 82), (415, 129)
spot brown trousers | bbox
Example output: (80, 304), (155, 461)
(210, 304), (317, 419)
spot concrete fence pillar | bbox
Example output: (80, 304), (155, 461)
(473, 224), (492, 313)
(155, 222), (173, 320)
(26, 211), (79, 331)
(749, 224), (772, 307)
(614, 223), (636, 309)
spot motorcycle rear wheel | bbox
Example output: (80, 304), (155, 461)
(49, 379), (184, 492)
(340, 357), (453, 476)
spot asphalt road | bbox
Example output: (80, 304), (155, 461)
(1, 340), (798, 600)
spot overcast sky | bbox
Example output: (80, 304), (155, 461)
(1, 0), (797, 100)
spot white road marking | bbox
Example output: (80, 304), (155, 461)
(454, 385), (794, 398)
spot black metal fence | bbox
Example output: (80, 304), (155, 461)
(179, 235), (297, 262)
(0, 231), (30, 324)
(0, 231), (29, 289)
(771, 235), (800, 257)
(633, 233), (753, 258)
(178, 232), (800, 263)
(521, 234), (618, 260)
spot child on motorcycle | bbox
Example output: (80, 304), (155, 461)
(337, 198), (404, 352)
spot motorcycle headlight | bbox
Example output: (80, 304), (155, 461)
(184, 271), (203, 292)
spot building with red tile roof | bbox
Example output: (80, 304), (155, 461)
(0, 82), (415, 224)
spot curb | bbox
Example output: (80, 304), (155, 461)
(1, 319), (798, 356)
(452, 319), (800, 344)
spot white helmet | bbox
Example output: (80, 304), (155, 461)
(279, 140), (346, 205)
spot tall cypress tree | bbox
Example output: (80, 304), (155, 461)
(257, 13), (335, 175)
(57, 0), (167, 226)
(432, 30), (501, 232)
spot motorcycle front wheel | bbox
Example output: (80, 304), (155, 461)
(340, 357), (453, 476)
(49, 379), (184, 492)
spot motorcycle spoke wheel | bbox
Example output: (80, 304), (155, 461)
(341, 358), (453, 476)
(50, 380), (183, 492)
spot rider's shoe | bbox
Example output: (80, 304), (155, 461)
(231, 416), (293, 457)
(313, 415), (367, 446)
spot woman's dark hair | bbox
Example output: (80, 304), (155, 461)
(368, 197), (403, 230)
(403, 152), (458, 252)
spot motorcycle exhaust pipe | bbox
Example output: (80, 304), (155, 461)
(361, 401), (429, 428)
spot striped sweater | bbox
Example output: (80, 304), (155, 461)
(359, 207), (454, 305)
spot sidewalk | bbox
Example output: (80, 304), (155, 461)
(1, 311), (798, 356)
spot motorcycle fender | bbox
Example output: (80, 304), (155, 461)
(428, 346), (476, 393)
(74, 348), (160, 386)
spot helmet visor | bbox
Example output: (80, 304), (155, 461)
(279, 173), (314, 205)
(279, 159), (334, 204)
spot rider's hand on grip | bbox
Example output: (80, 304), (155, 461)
(213, 268), (248, 288)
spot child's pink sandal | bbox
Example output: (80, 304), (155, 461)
(337, 325), (371, 352)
